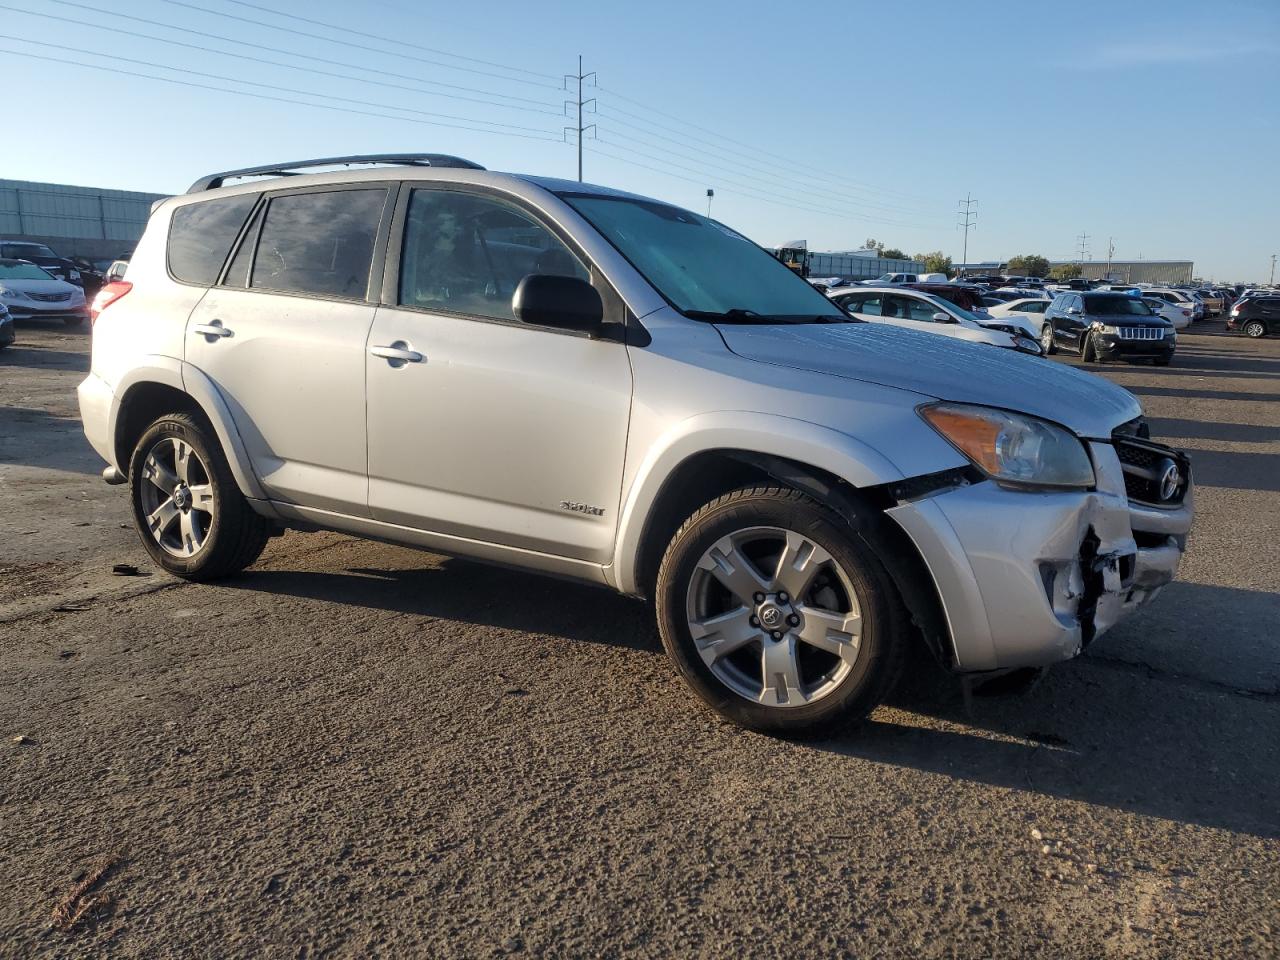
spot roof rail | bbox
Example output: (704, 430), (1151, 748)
(186, 153), (485, 193)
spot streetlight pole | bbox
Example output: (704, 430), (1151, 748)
(706, 188), (714, 218)
(1271, 254), (1276, 286)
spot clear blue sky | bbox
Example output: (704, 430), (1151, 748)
(4, 0), (1277, 280)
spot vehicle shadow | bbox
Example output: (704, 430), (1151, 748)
(0, 406), (103, 475)
(229, 558), (1280, 839)
(1124, 384), (1280, 404)
(1147, 417), (1280, 445)
(0, 343), (90, 372)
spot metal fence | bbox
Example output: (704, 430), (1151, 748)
(806, 253), (925, 279)
(0, 179), (166, 245)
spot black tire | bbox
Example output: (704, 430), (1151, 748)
(1080, 333), (1097, 362)
(1039, 323), (1056, 355)
(1243, 320), (1267, 339)
(128, 412), (272, 580)
(655, 485), (906, 736)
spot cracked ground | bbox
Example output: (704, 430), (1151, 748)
(1, 321), (1277, 958)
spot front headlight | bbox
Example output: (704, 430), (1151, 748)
(1092, 323), (1120, 334)
(0, 285), (26, 301)
(69, 269), (81, 281)
(920, 403), (1095, 489)
(1013, 336), (1043, 355)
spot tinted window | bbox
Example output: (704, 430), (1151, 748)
(1083, 294), (1153, 316)
(251, 189), (385, 299)
(168, 194), (258, 285)
(854, 296), (882, 316)
(1, 243), (57, 259)
(399, 189), (589, 323)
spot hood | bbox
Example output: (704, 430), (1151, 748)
(717, 322), (1141, 439)
(0, 276), (83, 297)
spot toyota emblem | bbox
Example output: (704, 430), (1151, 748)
(1158, 460), (1182, 502)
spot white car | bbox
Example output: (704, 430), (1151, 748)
(1142, 296), (1192, 329)
(984, 298), (1052, 339)
(0, 259), (89, 326)
(1145, 288), (1202, 321)
(829, 286), (1042, 354)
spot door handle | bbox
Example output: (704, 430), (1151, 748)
(193, 320), (233, 338)
(370, 342), (424, 364)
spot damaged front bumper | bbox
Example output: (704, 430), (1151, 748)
(885, 439), (1193, 672)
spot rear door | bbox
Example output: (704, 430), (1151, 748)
(185, 184), (393, 516)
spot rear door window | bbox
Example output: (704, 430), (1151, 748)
(168, 193), (259, 285)
(250, 188), (387, 300)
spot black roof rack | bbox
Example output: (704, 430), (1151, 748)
(186, 153), (485, 193)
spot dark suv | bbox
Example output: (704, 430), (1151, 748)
(1043, 292), (1175, 364)
(0, 240), (83, 287)
(1227, 296), (1280, 338)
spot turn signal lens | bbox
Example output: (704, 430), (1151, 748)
(920, 403), (1095, 488)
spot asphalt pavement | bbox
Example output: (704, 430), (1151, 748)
(1, 319), (1276, 958)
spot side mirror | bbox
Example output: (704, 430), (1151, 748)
(512, 274), (603, 334)
(932, 311), (954, 324)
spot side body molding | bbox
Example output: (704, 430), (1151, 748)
(107, 357), (268, 503)
(609, 412), (907, 595)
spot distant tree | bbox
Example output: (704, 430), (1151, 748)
(881, 248), (907, 261)
(865, 238), (884, 254)
(915, 251), (953, 275)
(1050, 263), (1083, 280)
(1007, 254), (1051, 278)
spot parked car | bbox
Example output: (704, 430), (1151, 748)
(1141, 296), (1192, 329)
(1194, 288), (1223, 316)
(1043, 292), (1175, 364)
(985, 297), (1052, 338)
(0, 301), (13, 349)
(0, 240), (83, 286)
(78, 153), (1193, 734)
(901, 282), (990, 315)
(830, 286), (1041, 354)
(1144, 288), (1201, 321)
(861, 272), (917, 285)
(104, 259), (130, 283)
(0, 259), (89, 326)
(1226, 296), (1280, 337)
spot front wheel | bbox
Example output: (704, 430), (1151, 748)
(1039, 323), (1056, 355)
(1080, 333), (1097, 362)
(655, 486), (906, 735)
(1243, 320), (1268, 339)
(128, 412), (272, 580)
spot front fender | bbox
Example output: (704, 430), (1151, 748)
(609, 411), (912, 595)
(108, 357), (267, 502)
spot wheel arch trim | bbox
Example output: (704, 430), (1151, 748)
(108, 358), (267, 502)
(610, 412), (906, 596)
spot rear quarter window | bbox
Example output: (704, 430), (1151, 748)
(168, 194), (260, 285)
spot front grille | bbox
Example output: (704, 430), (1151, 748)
(1116, 326), (1164, 341)
(1112, 436), (1190, 507)
(27, 291), (72, 302)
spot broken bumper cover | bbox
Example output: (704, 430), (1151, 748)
(885, 440), (1193, 672)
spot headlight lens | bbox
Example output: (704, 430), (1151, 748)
(1013, 336), (1042, 355)
(1093, 323), (1120, 334)
(0, 285), (26, 300)
(920, 403), (1095, 488)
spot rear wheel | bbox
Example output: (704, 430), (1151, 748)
(1243, 320), (1267, 339)
(655, 486), (906, 735)
(128, 412), (272, 580)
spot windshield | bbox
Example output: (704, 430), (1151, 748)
(0, 243), (57, 259)
(561, 194), (846, 323)
(1084, 294), (1154, 316)
(0, 261), (55, 280)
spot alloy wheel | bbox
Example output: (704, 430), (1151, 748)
(1244, 320), (1266, 339)
(138, 437), (216, 557)
(1040, 324), (1054, 353)
(685, 526), (862, 708)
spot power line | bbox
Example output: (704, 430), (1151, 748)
(593, 107), (941, 220)
(216, 0), (562, 81)
(594, 84), (938, 205)
(6, 37), (563, 136)
(0, 46), (567, 145)
(153, 0), (565, 89)
(21, 2), (562, 112)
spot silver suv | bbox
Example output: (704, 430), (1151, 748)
(78, 154), (1194, 734)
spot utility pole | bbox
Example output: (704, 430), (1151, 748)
(563, 55), (596, 183)
(956, 193), (977, 276)
(706, 188), (714, 218)
(1106, 236), (1115, 279)
(1271, 254), (1277, 286)
(1076, 232), (1091, 266)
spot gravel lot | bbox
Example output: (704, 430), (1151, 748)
(1, 319), (1277, 958)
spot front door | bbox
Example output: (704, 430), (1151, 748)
(186, 185), (391, 516)
(364, 186), (633, 564)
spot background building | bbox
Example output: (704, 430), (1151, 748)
(0, 179), (167, 260)
(1048, 260), (1194, 285)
